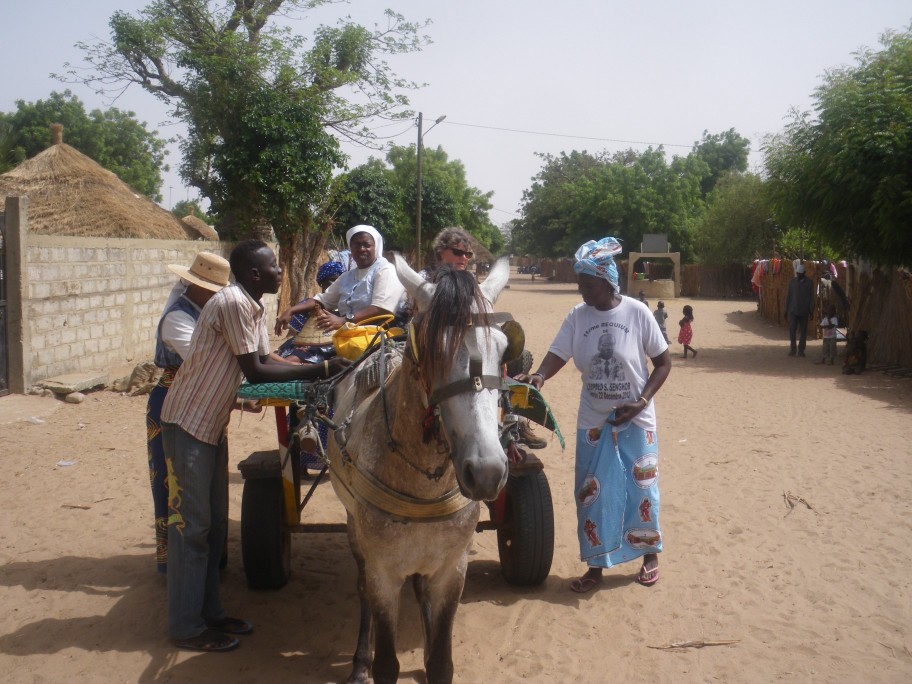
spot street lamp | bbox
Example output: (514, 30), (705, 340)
(416, 112), (446, 270)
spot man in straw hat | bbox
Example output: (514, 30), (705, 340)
(160, 240), (350, 652)
(147, 252), (234, 577)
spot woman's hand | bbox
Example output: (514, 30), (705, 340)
(515, 372), (544, 390)
(314, 308), (345, 332)
(607, 397), (648, 426)
(275, 309), (294, 336)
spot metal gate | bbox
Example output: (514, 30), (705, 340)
(0, 212), (8, 397)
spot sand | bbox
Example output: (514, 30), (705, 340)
(1, 271), (911, 683)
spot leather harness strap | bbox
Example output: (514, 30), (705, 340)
(329, 448), (473, 523)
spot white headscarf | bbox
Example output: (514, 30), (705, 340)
(346, 224), (384, 260)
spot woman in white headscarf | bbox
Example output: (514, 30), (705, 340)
(275, 225), (405, 335)
(518, 237), (671, 592)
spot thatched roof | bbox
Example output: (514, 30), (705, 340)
(181, 214), (219, 241)
(0, 132), (196, 240)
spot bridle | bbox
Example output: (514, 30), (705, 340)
(327, 311), (515, 522)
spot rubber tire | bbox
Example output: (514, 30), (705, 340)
(496, 469), (554, 586)
(241, 477), (291, 590)
(505, 349), (534, 378)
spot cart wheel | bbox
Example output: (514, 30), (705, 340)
(497, 469), (554, 586)
(241, 477), (291, 590)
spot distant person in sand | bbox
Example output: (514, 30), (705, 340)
(816, 304), (839, 366)
(785, 263), (815, 357)
(653, 300), (669, 343)
(678, 304), (697, 358)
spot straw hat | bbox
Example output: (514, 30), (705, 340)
(167, 252), (231, 292)
(293, 317), (335, 346)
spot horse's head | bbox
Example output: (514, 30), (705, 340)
(393, 255), (511, 501)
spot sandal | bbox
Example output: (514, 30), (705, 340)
(570, 576), (602, 593)
(172, 628), (239, 652)
(207, 617), (254, 635)
(637, 564), (660, 586)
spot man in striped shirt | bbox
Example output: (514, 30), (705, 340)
(161, 239), (349, 652)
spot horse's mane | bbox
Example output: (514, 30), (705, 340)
(417, 266), (491, 383)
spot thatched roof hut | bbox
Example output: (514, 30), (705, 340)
(0, 125), (198, 240)
(180, 214), (219, 241)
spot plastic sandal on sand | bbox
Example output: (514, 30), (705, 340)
(637, 565), (660, 586)
(172, 628), (240, 652)
(570, 576), (602, 593)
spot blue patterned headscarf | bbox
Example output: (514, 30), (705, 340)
(574, 237), (623, 289)
(316, 260), (345, 284)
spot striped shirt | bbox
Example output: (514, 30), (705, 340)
(162, 283), (269, 445)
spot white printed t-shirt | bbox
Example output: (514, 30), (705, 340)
(548, 296), (668, 431)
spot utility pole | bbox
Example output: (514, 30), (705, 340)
(416, 112), (424, 270)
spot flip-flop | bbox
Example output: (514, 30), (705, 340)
(172, 628), (240, 652)
(637, 565), (659, 586)
(207, 617), (254, 635)
(570, 576), (602, 593)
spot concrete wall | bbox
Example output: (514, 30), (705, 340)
(3, 196), (278, 391)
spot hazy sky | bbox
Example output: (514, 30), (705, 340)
(2, 1), (910, 225)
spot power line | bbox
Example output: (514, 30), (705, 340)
(443, 120), (693, 149)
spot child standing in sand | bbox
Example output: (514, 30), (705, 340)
(678, 305), (697, 358)
(816, 304), (839, 365)
(653, 300), (669, 343)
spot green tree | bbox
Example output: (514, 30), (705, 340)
(335, 143), (502, 260)
(515, 148), (707, 261)
(692, 128), (751, 197)
(693, 172), (778, 265)
(172, 199), (208, 221)
(763, 28), (912, 265)
(66, 1), (428, 305)
(332, 158), (407, 239)
(5, 91), (168, 200)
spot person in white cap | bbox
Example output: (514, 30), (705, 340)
(785, 262), (815, 357)
(147, 252), (234, 576)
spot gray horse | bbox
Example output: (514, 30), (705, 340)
(329, 256), (511, 683)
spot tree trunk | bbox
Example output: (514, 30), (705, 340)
(276, 216), (330, 314)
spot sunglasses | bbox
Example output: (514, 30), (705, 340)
(449, 247), (473, 259)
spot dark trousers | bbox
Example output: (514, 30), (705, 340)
(788, 314), (809, 354)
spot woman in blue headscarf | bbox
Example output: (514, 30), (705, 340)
(518, 237), (671, 591)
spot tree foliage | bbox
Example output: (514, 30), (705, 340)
(763, 27), (912, 265)
(514, 148), (707, 261)
(332, 157), (407, 238)
(693, 172), (778, 265)
(64, 0), (429, 305)
(3, 90), (168, 200)
(172, 199), (208, 221)
(334, 143), (503, 259)
(692, 128), (750, 197)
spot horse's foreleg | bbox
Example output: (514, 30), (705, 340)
(412, 574), (433, 649)
(369, 593), (401, 684)
(423, 570), (467, 684)
(347, 548), (372, 684)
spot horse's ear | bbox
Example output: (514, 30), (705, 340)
(392, 252), (434, 310)
(479, 257), (510, 305)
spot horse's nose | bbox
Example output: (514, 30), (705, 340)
(461, 454), (508, 501)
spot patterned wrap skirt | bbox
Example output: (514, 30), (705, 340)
(574, 421), (662, 568)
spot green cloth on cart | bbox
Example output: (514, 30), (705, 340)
(237, 380), (320, 402)
(505, 378), (565, 449)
